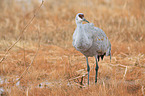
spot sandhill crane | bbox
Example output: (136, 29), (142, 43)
(73, 13), (111, 85)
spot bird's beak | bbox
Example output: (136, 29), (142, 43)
(83, 18), (89, 23)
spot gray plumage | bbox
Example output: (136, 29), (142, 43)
(72, 13), (111, 85)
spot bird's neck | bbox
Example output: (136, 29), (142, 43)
(76, 22), (82, 26)
(76, 23), (84, 36)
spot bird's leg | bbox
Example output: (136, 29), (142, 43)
(86, 57), (90, 85)
(95, 56), (99, 83)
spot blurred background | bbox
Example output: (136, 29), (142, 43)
(0, 0), (145, 95)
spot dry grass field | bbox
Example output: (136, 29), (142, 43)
(0, 0), (145, 96)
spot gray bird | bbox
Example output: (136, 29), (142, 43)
(73, 13), (111, 85)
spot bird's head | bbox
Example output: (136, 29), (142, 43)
(75, 13), (89, 24)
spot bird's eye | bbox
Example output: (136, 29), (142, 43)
(79, 14), (84, 19)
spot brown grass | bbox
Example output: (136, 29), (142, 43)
(0, 0), (145, 96)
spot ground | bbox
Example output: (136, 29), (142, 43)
(0, 0), (145, 96)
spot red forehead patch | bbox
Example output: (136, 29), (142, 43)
(79, 14), (84, 19)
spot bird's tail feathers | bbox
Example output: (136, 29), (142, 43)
(110, 51), (111, 63)
(106, 46), (111, 62)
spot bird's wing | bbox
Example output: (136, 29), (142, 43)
(93, 27), (111, 61)
(83, 23), (109, 53)
(93, 27), (111, 55)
